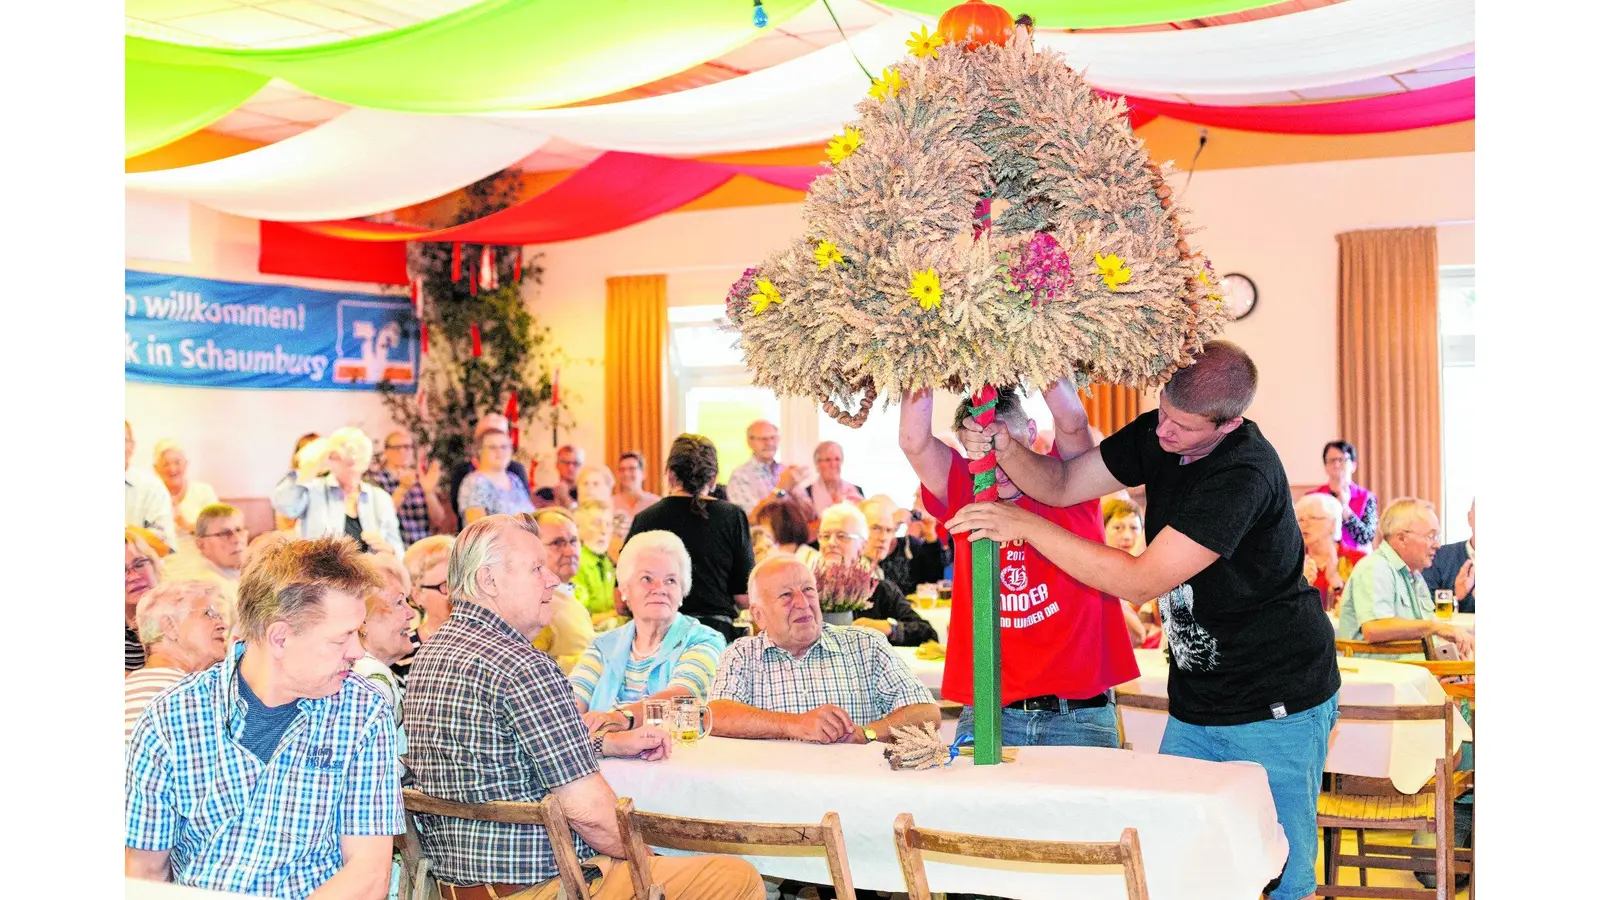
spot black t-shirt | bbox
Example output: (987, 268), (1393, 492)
(625, 496), (754, 622)
(1099, 410), (1338, 725)
(879, 536), (949, 596)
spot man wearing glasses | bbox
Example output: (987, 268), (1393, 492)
(1339, 497), (1475, 659)
(815, 503), (936, 647)
(162, 504), (249, 622)
(371, 430), (447, 547)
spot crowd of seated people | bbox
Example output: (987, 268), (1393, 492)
(124, 408), (1473, 898)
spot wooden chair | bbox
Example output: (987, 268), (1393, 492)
(400, 788), (593, 900)
(1316, 703), (1472, 900)
(1112, 688), (1169, 750)
(893, 813), (1150, 900)
(615, 798), (854, 900)
(1394, 659), (1474, 680)
(1334, 638), (1431, 658)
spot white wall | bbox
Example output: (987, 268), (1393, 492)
(127, 151), (1473, 498)
(125, 201), (400, 499)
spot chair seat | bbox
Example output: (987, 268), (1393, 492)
(1318, 771), (1472, 825)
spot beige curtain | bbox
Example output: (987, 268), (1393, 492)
(1079, 384), (1142, 437)
(1335, 227), (1440, 511)
(604, 275), (666, 496)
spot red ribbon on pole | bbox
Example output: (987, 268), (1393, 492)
(470, 323), (482, 358)
(513, 251), (522, 282)
(450, 243), (462, 281)
(551, 368), (561, 407)
(505, 391), (520, 452)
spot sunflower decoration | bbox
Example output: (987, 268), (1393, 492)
(814, 239), (845, 270)
(825, 127), (863, 165)
(725, 11), (1226, 428)
(868, 67), (904, 101)
(908, 268), (943, 311)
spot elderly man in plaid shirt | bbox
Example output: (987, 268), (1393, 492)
(125, 536), (404, 900)
(709, 554), (940, 744)
(404, 513), (763, 900)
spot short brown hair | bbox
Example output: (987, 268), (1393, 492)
(954, 385), (1028, 432)
(236, 537), (382, 642)
(1163, 340), (1258, 424)
(196, 503), (242, 537)
(1102, 498), (1143, 528)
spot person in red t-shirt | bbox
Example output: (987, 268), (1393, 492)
(898, 379), (1138, 748)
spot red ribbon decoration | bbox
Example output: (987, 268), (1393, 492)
(419, 323), (429, 355)
(970, 384), (1001, 502)
(479, 246), (494, 292)
(513, 251), (522, 282)
(505, 391), (520, 452)
(551, 368), (560, 407)
(409, 277), (419, 304)
(450, 243), (462, 281)
(470, 323), (482, 358)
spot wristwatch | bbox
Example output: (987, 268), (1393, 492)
(862, 726), (878, 743)
(618, 708), (636, 730)
(592, 734), (607, 758)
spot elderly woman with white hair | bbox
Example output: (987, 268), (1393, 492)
(152, 439), (219, 552)
(568, 530), (729, 735)
(403, 534), (456, 644)
(1296, 491), (1367, 613)
(125, 580), (228, 741)
(271, 426), (402, 554)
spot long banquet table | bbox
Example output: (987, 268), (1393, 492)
(601, 735), (1286, 899)
(1119, 649), (1470, 793)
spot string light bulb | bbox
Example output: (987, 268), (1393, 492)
(753, 0), (769, 28)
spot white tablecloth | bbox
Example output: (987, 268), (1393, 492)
(916, 605), (951, 643)
(1452, 613), (1474, 631)
(892, 646), (945, 696)
(1119, 649), (1470, 793)
(601, 736), (1286, 900)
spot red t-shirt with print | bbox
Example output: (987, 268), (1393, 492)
(922, 455), (1139, 705)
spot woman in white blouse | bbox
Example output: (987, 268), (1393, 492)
(271, 427), (402, 554)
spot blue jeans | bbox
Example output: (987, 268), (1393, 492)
(954, 695), (1120, 748)
(1160, 693), (1339, 900)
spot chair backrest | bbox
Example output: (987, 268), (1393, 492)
(1111, 689), (1169, 750)
(615, 798), (853, 900)
(892, 813), (1150, 900)
(1333, 702), (1456, 802)
(403, 788), (591, 900)
(1335, 638), (1430, 657)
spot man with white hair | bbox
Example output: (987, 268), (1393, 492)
(708, 555), (939, 744)
(272, 426), (403, 553)
(161, 503), (248, 621)
(533, 507), (598, 672)
(860, 495), (947, 596)
(801, 441), (864, 517)
(126, 421), (176, 547)
(727, 419), (809, 515)
(126, 537), (402, 898)
(405, 514), (763, 900)
(1339, 497), (1474, 658)
(816, 503), (937, 647)
(124, 580), (228, 741)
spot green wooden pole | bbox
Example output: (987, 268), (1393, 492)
(970, 535), (1003, 765)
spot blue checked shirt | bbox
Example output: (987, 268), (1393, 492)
(402, 601), (600, 886)
(709, 625), (934, 724)
(125, 642), (404, 899)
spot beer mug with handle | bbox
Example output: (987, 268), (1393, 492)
(670, 696), (713, 744)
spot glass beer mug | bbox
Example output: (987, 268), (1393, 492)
(1433, 589), (1456, 620)
(670, 696), (714, 744)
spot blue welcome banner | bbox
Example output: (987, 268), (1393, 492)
(126, 270), (418, 393)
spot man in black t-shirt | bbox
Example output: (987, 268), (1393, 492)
(947, 342), (1338, 900)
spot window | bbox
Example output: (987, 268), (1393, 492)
(668, 305), (778, 484)
(1439, 266), (1475, 543)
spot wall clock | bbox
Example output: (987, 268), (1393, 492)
(1219, 273), (1258, 321)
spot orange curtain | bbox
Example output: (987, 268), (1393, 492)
(1335, 227), (1440, 511)
(1078, 384), (1143, 437)
(605, 275), (667, 496)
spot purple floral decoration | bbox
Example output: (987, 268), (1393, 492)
(1009, 233), (1073, 307)
(726, 267), (759, 318)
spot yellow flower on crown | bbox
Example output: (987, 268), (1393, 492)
(749, 278), (783, 314)
(826, 127), (863, 165)
(1096, 253), (1132, 291)
(814, 240), (844, 270)
(868, 67), (904, 101)
(908, 268), (942, 311)
(907, 25), (944, 59)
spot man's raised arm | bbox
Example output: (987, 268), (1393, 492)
(898, 389), (955, 508)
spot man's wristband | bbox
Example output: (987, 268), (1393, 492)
(592, 734), (607, 759)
